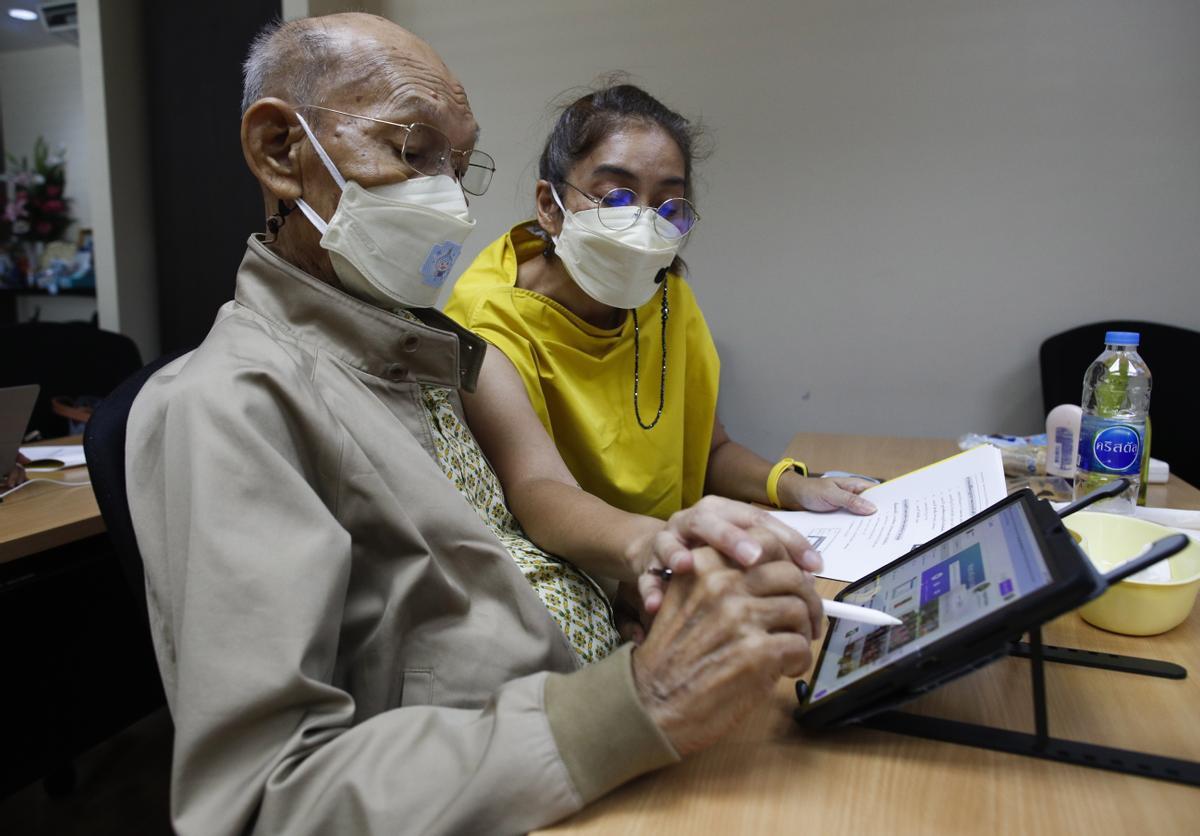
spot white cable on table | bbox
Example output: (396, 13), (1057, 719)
(0, 478), (92, 501)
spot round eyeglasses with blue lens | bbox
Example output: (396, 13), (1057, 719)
(563, 182), (700, 240)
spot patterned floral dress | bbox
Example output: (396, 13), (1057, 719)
(417, 381), (621, 665)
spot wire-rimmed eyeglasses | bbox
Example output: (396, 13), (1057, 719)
(298, 104), (496, 196)
(562, 181), (699, 239)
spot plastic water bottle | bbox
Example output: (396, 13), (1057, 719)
(1073, 331), (1152, 512)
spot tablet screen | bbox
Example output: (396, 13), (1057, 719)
(809, 500), (1053, 702)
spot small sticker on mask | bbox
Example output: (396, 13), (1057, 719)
(420, 241), (462, 287)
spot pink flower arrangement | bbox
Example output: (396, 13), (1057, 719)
(1, 137), (73, 244)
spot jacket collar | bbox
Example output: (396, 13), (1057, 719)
(233, 236), (485, 391)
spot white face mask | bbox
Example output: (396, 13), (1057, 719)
(293, 113), (476, 309)
(550, 186), (681, 309)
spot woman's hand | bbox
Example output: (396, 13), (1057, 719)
(613, 581), (650, 645)
(778, 473), (877, 515)
(629, 495), (823, 615)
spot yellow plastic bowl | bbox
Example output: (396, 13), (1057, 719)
(1065, 511), (1200, 636)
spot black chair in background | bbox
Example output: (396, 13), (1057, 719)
(1039, 320), (1200, 487)
(84, 349), (189, 629)
(1, 349), (184, 801)
(0, 321), (143, 439)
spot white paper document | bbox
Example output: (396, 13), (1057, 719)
(19, 444), (87, 470)
(1049, 501), (1200, 545)
(1130, 507), (1200, 544)
(771, 444), (1007, 582)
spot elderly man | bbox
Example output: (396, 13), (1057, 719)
(127, 13), (822, 835)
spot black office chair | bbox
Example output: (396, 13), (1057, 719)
(0, 350), (187, 800)
(0, 321), (143, 439)
(1039, 320), (1200, 486)
(83, 349), (189, 627)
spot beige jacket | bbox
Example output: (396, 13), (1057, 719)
(126, 237), (677, 836)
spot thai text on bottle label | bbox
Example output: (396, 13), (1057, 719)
(1076, 415), (1143, 475)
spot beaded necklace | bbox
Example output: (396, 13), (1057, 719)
(631, 282), (669, 430)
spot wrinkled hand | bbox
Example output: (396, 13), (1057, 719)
(631, 545), (821, 756)
(2, 453), (30, 491)
(779, 475), (877, 515)
(629, 496), (823, 615)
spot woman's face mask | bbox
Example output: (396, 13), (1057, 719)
(549, 185), (682, 310)
(293, 112), (476, 309)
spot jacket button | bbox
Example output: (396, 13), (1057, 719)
(385, 363), (406, 380)
(402, 335), (420, 352)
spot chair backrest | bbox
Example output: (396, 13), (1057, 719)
(83, 350), (189, 624)
(1039, 321), (1200, 486)
(0, 322), (143, 439)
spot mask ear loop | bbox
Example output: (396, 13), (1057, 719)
(292, 111), (348, 235)
(295, 112), (346, 190)
(549, 183), (568, 215)
(543, 184), (570, 258)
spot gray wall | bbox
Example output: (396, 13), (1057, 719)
(383, 0), (1200, 458)
(79, 0), (159, 359)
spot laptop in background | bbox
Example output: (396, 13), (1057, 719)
(1, 384), (40, 479)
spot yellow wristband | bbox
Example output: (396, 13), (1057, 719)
(766, 457), (808, 508)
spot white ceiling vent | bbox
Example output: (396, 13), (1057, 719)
(39, 1), (77, 44)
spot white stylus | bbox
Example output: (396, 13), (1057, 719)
(821, 599), (903, 626)
(647, 569), (903, 626)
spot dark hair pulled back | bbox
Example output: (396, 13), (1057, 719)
(539, 81), (704, 206)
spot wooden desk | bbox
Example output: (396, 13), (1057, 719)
(542, 434), (1200, 834)
(0, 436), (102, 563)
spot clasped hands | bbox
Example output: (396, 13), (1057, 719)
(621, 485), (874, 755)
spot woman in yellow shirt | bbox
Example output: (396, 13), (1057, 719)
(446, 83), (874, 614)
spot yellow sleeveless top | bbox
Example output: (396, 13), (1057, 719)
(444, 223), (720, 520)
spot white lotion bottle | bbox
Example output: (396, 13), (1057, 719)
(1046, 403), (1083, 477)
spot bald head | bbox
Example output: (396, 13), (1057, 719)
(242, 13), (471, 125)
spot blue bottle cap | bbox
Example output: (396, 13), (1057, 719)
(1104, 330), (1140, 346)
